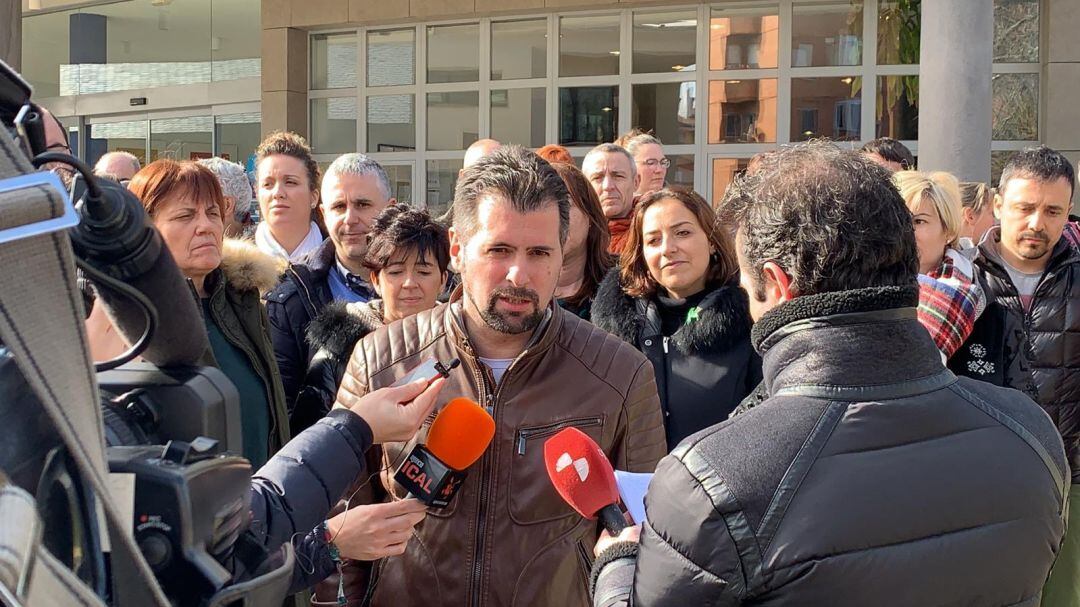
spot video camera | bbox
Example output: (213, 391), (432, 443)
(0, 60), (292, 606)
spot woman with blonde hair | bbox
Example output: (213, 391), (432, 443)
(894, 170), (986, 359)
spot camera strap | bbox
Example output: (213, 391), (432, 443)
(0, 126), (169, 604)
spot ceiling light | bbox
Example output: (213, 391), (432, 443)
(601, 107), (613, 112)
(609, 50), (621, 55)
(841, 77), (854, 84)
(803, 130), (814, 137)
(672, 65), (686, 71)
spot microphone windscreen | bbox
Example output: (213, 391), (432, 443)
(426, 397), (495, 471)
(543, 427), (620, 520)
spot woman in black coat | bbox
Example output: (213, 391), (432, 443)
(592, 188), (761, 449)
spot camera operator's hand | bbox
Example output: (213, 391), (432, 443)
(325, 500), (428, 560)
(334, 378), (445, 444)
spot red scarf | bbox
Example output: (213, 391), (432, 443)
(608, 217), (632, 255)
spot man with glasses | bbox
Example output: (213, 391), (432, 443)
(618, 130), (670, 199)
(94, 151), (141, 185)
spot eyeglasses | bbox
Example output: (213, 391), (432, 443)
(641, 158), (671, 169)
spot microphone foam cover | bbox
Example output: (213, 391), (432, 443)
(426, 397), (495, 471)
(543, 427), (620, 520)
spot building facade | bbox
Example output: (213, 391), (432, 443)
(19, 0), (1080, 212)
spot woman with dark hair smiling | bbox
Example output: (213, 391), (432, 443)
(592, 187), (760, 448)
(550, 162), (616, 319)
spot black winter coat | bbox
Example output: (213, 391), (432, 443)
(950, 231), (1080, 482)
(592, 286), (1068, 607)
(592, 271), (761, 448)
(265, 239), (376, 437)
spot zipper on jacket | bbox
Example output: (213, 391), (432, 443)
(662, 336), (670, 354)
(516, 417), (603, 456)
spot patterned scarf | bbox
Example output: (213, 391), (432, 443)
(917, 248), (987, 359)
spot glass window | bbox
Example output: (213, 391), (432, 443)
(991, 150), (1015, 184)
(150, 116), (213, 162)
(427, 24), (479, 84)
(491, 88), (547, 149)
(712, 158), (752, 207)
(876, 75), (918, 140)
(994, 0), (1038, 63)
(791, 1), (864, 67)
(667, 154), (695, 191)
(21, 11), (71, 97)
(559, 86), (618, 146)
(310, 97), (358, 155)
(632, 82), (696, 145)
(877, 0), (920, 65)
(709, 5), (779, 70)
(215, 112), (262, 169)
(212, 0), (261, 82)
(790, 77), (862, 141)
(559, 15), (620, 77)
(708, 79), (778, 144)
(492, 19), (547, 80)
(382, 164), (414, 204)
(426, 159), (463, 218)
(992, 73), (1038, 141)
(368, 29), (415, 87)
(88, 121), (147, 168)
(367, 95), (416, 153)
(633, 10), (697, 74)
(427, 91), (479, 151)
(312, 33), (357, 89)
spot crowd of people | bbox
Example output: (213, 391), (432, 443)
(72, 118), (1080, 606)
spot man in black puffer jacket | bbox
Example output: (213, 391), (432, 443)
(949, 145), (1080, 606)
(590, 141), (1069, 607)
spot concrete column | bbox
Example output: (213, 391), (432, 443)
(1045, 0), (1080, 208)
(260, 25), (308, 138)
(917, 0), (993, 182)
(1, 0), (20, 72)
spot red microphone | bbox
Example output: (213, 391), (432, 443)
(394, 397), (495, 508)
(543, 427), (627, 534)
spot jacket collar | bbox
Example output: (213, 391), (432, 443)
(443, 286), (560, 361)
(205, 238), (288, 299)
(753, 285), (948, 398)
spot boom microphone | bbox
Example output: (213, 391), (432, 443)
(543, 427), (627, 534)
(394, 397), (495, 507)
(70, 176), (211, 366)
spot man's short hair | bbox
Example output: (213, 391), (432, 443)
(197, 157), (253, 221)
(93, 151), (141, 177)
(860, 137), (914, 170)
(323, 153), (392, 201)
(453, 145), (570, 245)
(720, 140), (918, 297)
(583, 143), (637, 180)
(999, 145), (1076, 198)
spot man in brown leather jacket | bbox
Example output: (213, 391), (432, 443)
(330, 145), (667, 607)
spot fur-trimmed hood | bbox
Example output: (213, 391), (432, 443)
(591, 268), (752, 355)
(219, 238), (288, 296)
(305, 299), (385, 360)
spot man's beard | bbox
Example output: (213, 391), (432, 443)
(480, 286), (543, 335)
(1015, 230), (1051, 260)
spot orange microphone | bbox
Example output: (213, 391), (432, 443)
(394, 397), (495, 508)
(543, 427), (627, 534)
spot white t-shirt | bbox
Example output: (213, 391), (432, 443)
(479, 357), (514, 385)
(1001, 259), (1042, 311)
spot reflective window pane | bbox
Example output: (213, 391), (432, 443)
(992, 73), (1038, 141)
(311, 33), (357, 89)
(877, 0), (920, 65)
(712, 158), (752, 207)
(710, 6), (780, 70)
(994, 0), (1039, 63)
(633, 10), (697, 74)
(427, 91), (479, 151)
(426, 159), (463, 218)
(212, 0), (261, 82)
(991, 150), (1015, 184)
(88, 121), (147, 168)
(427, 24), (479, 83)
(492, 19), (547, 80)
(310, 97), (358, 155)
(876, 75), (918, 140)
(383, 164), (414, 204)
(21, 11), (70, 97)
(559, 86), (618, 146)
(632, 82), (696, 145)
(367, 94), (416, 153)
(790, 77), (862, 141)
(667, 154), (695, 191)
(559, 15), (620, 77)
(708, 79), (778, 144)
(215, 112), (262, 168)
(791, 1), (864, 67)
(491, 88), (547, 149)
(368, 29), (415, 87)
(150, 116), (213, 161)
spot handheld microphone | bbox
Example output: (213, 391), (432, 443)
(543, 427), (627, 534)
(69, 176), (211, 366)
(394, 397), (495, 508)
